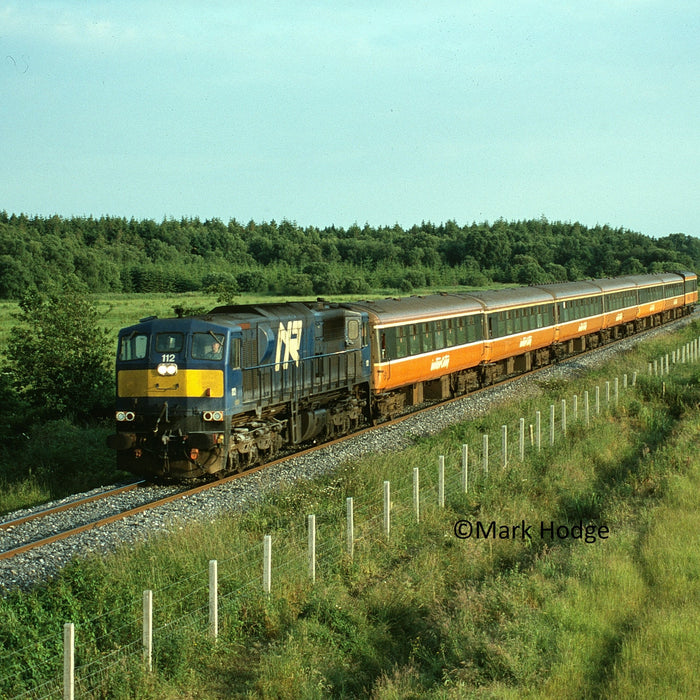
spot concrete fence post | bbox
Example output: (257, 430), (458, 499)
(308, 515), (316, 583)
(413, 468), (420, 522)
(383, 481), (391, 539)
(143, 590), (152, 673)
(346, 497), (354, 559)
(63, 622), (75, 700)
(501, 425), (508, 468)
(561, 399), (567, 435)
(519, 418), (525, 461)
(549, 404), (555, 446)
(461, 444), (468, 492)
(209, 560), (218, 639)
(263, 535), (272, 595)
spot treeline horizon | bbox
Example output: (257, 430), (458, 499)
(1, 210), (698, 299)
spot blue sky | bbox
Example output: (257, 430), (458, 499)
(1, 1), (698, 237)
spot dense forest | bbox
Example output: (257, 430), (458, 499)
(1, 211), (698, 298)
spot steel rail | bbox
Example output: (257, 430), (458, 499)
(0, 481), (145, 531)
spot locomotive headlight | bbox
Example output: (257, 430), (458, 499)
(202, 410), (224, 422)
(156, 363), (178, 376)
(116, 411), (135, 422)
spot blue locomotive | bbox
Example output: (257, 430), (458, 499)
(108, 301), (370, 479)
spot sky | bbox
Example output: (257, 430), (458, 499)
(1, 1), (698, 238)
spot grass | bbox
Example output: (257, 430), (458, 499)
(0, 320), (698, 698)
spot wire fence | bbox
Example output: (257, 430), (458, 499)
(3, 334), (698, 699)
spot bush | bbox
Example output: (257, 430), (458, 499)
(4, 287), (114, 422)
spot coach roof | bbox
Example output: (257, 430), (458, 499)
(343, 294), (483, 325)
(465, 286), (555, 311)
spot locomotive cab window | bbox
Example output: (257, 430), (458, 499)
(192, 332), (225, 360)
(155, 333), (184, 353)
(119, 333), (148, 361)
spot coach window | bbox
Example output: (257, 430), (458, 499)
(119, 333), (148, 361)
(456, 317), (467, 344)
(531, 306), (539, 330)
(386, 328), (402, 359)
(513, 309), (523, 334)
(503, 310), (512, 336)
(408, 325), (421, 355)
(444, 319), (454, 347)
(434, 320), (444, 349)
(423, 323), (434, 352)
(395, 326), (407, 358)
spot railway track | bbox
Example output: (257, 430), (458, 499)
(2, 309), (696, 567)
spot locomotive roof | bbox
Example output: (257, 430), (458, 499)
(207, 302), (318, 325)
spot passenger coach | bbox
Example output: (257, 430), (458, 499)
(344, 271), (697, 418)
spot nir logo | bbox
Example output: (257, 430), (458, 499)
(275, 320), (302, 370)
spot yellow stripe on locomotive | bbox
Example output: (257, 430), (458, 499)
(117, 368), (225, 398)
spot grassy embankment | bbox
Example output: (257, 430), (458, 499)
(1, 320), (698, 698)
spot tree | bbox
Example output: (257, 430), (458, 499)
(4, 287), (114, 422)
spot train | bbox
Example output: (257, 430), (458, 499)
(108, 271), (697, 480)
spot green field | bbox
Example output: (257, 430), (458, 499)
(1, 319), (698, 698)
